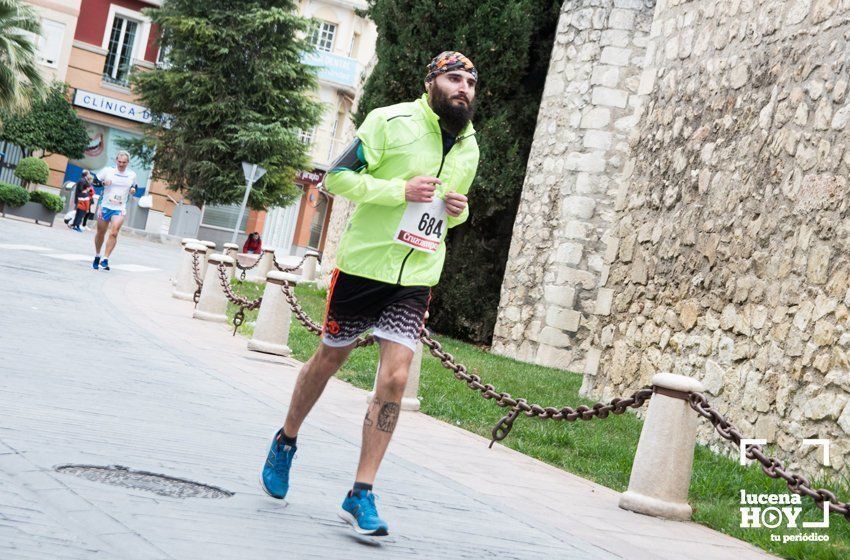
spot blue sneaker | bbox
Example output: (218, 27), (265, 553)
(100, 258), (110, 271)
(260, 430), (296, 499)
(339, 490), (389, 536)
(92, 256), (100, 270)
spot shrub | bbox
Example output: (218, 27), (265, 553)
(28, 190), (64, 213)
(0, 182), (29, 207)
(14, 156), (50, 185)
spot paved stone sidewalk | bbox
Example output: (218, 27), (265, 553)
(0, 217), (778, 559)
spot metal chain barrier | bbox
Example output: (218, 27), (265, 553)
(191, 253), (203, 304)
(419, 328), (653, 447)
(234, 254), (262, 281)
(273, 252), (321, 273)
(688, 392), (850, 522)
(217, 263), (262, 336)
(269, 276), (850, 524)
(275, 282), (650, 444)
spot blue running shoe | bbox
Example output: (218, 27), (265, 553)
(339, 489), (389, 536)
(100, 258), (110, 271)
(92, 256), (100, 270)
(260, 430), (296, 499)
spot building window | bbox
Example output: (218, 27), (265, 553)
(298, 127), (315, 145)
(156, 44), (171, 69)
(348, 32), (360, 58)
(37, 20), (65, 68)
(201, 204), (249, 232)
(103, 16), (139, 86)
(308, 21), (336, 53)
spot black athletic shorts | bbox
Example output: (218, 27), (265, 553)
(322, 269), (430, 351)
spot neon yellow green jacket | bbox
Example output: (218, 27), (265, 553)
(325, 94), (479, 286)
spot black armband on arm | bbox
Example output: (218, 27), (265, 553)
(329, 138), (366, 173)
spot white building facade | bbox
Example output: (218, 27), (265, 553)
(258, 0), (377, 257)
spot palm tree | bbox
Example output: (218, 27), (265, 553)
(0, 0), (44, 111)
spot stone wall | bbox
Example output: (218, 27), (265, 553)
(588, 0), (850, 472)
(492, 0), (656, 371)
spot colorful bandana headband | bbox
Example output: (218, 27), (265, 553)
(425, 51), (477, 83)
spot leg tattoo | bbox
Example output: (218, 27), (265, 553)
(364, 398), (380, 427)
(376, 402), (400, 433)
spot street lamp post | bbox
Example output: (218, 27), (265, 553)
(232, 162), (267, 245)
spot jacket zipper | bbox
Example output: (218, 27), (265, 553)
(397, 248), (414, 284)
(397, 140), (451, 285)
(396, 129), (474, 285)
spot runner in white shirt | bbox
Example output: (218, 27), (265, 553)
(92, 151), (137, 271)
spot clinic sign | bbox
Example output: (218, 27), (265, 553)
(73, 89), (152, 124)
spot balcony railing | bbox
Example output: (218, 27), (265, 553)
(102, 73), (131, 88)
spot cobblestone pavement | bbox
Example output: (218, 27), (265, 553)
(0, 217), (778, 559)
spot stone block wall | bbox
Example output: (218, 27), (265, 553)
(492, 0), (656, 371)
(589, 0), (850, 472)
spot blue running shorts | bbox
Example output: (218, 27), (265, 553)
(100, 207), (124, 222)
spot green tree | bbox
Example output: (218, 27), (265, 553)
(0, 0), (44, 111)
(129, 0), (323, 210)
(357, 0), (561, 342)
(0, 82), (89, 158)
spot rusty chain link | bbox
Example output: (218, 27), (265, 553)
(274, 284), (650, 444)
(191, 253), (203, 304)
(273, 252), (321, 273)
(688, 392), (850, 522)
(217, 263), (262, 336)
(419, 328), (653, 446)
(234, 253), (262, 281)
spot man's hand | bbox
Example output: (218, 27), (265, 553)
(130, 187), (137, 196)
(405, 176), (441, 202)
(103, 179), (112, 186)
(444, 191), (468, 217)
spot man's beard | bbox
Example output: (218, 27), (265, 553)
(429, 83), (475, 135)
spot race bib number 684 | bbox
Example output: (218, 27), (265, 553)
(394, 199), (447, 253)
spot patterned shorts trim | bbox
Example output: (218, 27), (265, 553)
(321, 269), (430, 352)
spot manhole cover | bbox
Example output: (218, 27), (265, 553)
(55, 465), (233, 499)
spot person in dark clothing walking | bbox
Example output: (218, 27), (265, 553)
(71, 170), (95, 232)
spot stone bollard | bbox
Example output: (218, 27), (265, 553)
(223, 243), (239, 278)
(367, 338), (424, 411)
(172, 243), (208, 301)
(193, 253), (234, 322)
(247, 271), (299, 356)
(619, 373), (704, 521)
(302, 252), (320, 282)
(200, 240), (217, 278)
(250, 248), (275, 283)
(223, 242), (239, 260)
(173, 238), (200, 285)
